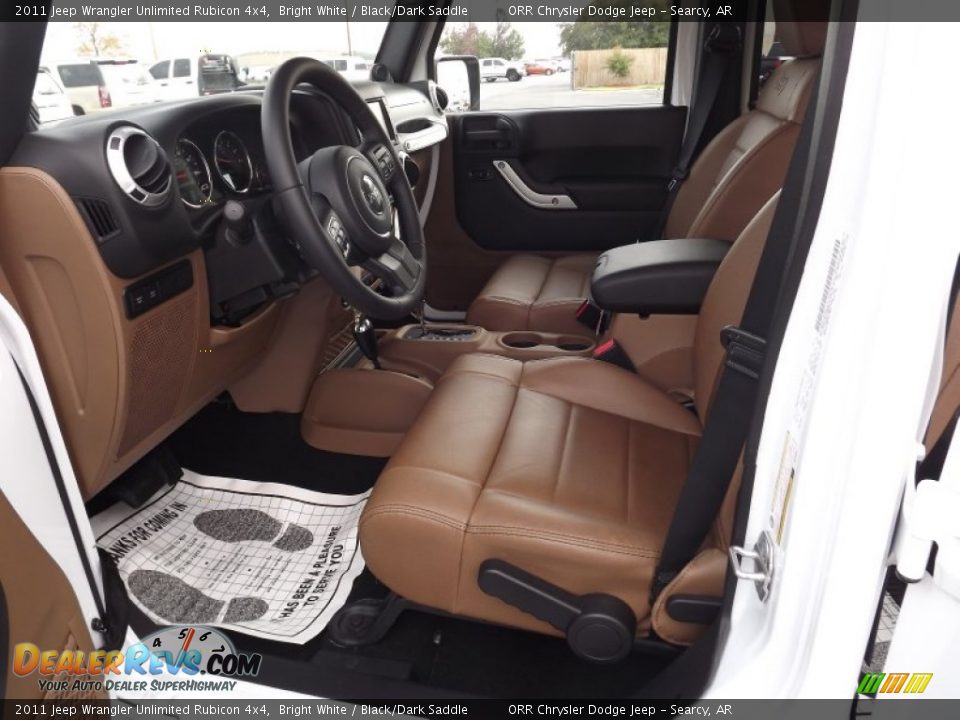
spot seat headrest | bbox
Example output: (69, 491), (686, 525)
(773, 0), (830, 57)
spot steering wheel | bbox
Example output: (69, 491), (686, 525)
(261, 57), (426, 320)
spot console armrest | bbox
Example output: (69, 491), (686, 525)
(591, 238), (730, 315)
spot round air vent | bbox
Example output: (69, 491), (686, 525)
(106, 126), (173, 207)
(427, 81), (447, 114)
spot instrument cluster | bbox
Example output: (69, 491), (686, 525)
(173, 120), (271, 208)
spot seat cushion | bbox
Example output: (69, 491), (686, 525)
(359, 353), (701, 637)
(465, 254), (597, 335)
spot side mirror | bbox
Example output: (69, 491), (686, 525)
(436, 55), (480, 113)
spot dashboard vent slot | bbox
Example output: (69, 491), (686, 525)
(105, 125), (172, 207)
(77, 198), (120, 241)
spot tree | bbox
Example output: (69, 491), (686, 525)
(558, 0), (670, 56)
(440, 23), (484, 57)
(486, 22), (525, 60)
(440, 22), (525, 60)
(74, 22), (125, 58)
(605, 48), (634, 80)
(558, 21), (670, 55)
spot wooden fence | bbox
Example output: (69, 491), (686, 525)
(572, 47), (668, 89)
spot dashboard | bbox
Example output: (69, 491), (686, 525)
(13, 80), (446, 282)
(1, 76), (449, 499)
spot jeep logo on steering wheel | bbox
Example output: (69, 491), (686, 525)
(360, 174), (385, 216)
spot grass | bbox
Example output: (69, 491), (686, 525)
(578, 83), (664, 92)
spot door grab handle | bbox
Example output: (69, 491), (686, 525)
(493, 160), (577, 210)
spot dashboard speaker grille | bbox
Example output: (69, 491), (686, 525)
(118, 291), (196, 456)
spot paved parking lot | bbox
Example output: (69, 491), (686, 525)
(479, 72), (664, 111)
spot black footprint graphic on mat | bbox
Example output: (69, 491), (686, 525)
(193, 509), (313, 552)
(128, 569), (268, 624)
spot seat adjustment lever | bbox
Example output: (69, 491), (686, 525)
(478, 559), (636, 663)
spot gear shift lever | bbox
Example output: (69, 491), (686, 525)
(353, 313), (381, 370)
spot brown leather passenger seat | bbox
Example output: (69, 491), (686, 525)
(360, 194), (780, 645)
(465, 10), (827, 336)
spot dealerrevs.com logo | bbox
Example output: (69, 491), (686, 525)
(857, 672), (934, 695)
(13, 626), (261, 694)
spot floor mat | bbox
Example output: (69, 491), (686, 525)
(92, 470), (370, 644)
(167, 403), (387, 495)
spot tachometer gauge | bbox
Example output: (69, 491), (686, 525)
(174, 138), (212, 208)
(213, 130), (253, 193)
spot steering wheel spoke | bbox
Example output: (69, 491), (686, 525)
(362, 236), (421, 295)
(263, 57), (425, 320)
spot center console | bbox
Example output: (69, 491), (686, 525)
(300, 323), (597, 457)
(591, 238), (730, 315)
(301, 238), (732, 459)
(377, 324), (596, 381)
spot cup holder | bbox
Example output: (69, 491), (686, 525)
(500, 332), (594, 353)
(501, 332), (543, 349)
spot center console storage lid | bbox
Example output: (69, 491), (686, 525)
(591, 238), (731, 315)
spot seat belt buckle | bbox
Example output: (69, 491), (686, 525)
(575, 299), (610, 335)
(666, 167), (688, 193)
(720, 325), (767, 380)
(592, 339), (636, 373)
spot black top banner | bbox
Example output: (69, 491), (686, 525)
(7, 0), (960, 23)
(3, 699), (960, 719)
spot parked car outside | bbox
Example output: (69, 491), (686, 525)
(149, 54), (245, 100)
(49, 58), (160, 114)
(32, 67), (75, 124)
(95, 61), (161, 108)
(479, 57), (523, 82)
(319, 56), (372, 81)
(524, 59), (562, 76)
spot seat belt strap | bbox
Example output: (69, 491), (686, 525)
(651, 89), (820, 602)
(653, 23), (741, 239)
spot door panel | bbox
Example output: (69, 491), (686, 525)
(1, 489), (103, 700)
(452, 106), (686, 253)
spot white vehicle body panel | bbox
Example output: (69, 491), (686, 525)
(705, 19), (960, 698)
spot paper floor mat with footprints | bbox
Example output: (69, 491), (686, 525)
(92, 471), (370, 644)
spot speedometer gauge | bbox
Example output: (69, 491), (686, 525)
(213, 130), (253, 193)
(174, 138), (212, 208)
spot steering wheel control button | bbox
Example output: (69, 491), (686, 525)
(326, 214), (350, 258)
(371, 145), (396, 181)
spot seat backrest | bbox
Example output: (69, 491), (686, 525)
(692, 192), (780, 421)
(924, 292), (960, 452)
(664, 9), (827, 243)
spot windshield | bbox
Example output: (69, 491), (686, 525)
(39, 13), (388, 115)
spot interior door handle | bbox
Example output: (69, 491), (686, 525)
(463, 117), (515, 150)
(464, 129), (510, 143)
(493, 160), (577, 210)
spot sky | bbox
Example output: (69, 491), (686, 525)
(41, 21), (564, 64)
(41, 21), (391, 63)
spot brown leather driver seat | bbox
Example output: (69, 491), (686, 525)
(465, 12), (826, 336)
(360, 193), (779, 648)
